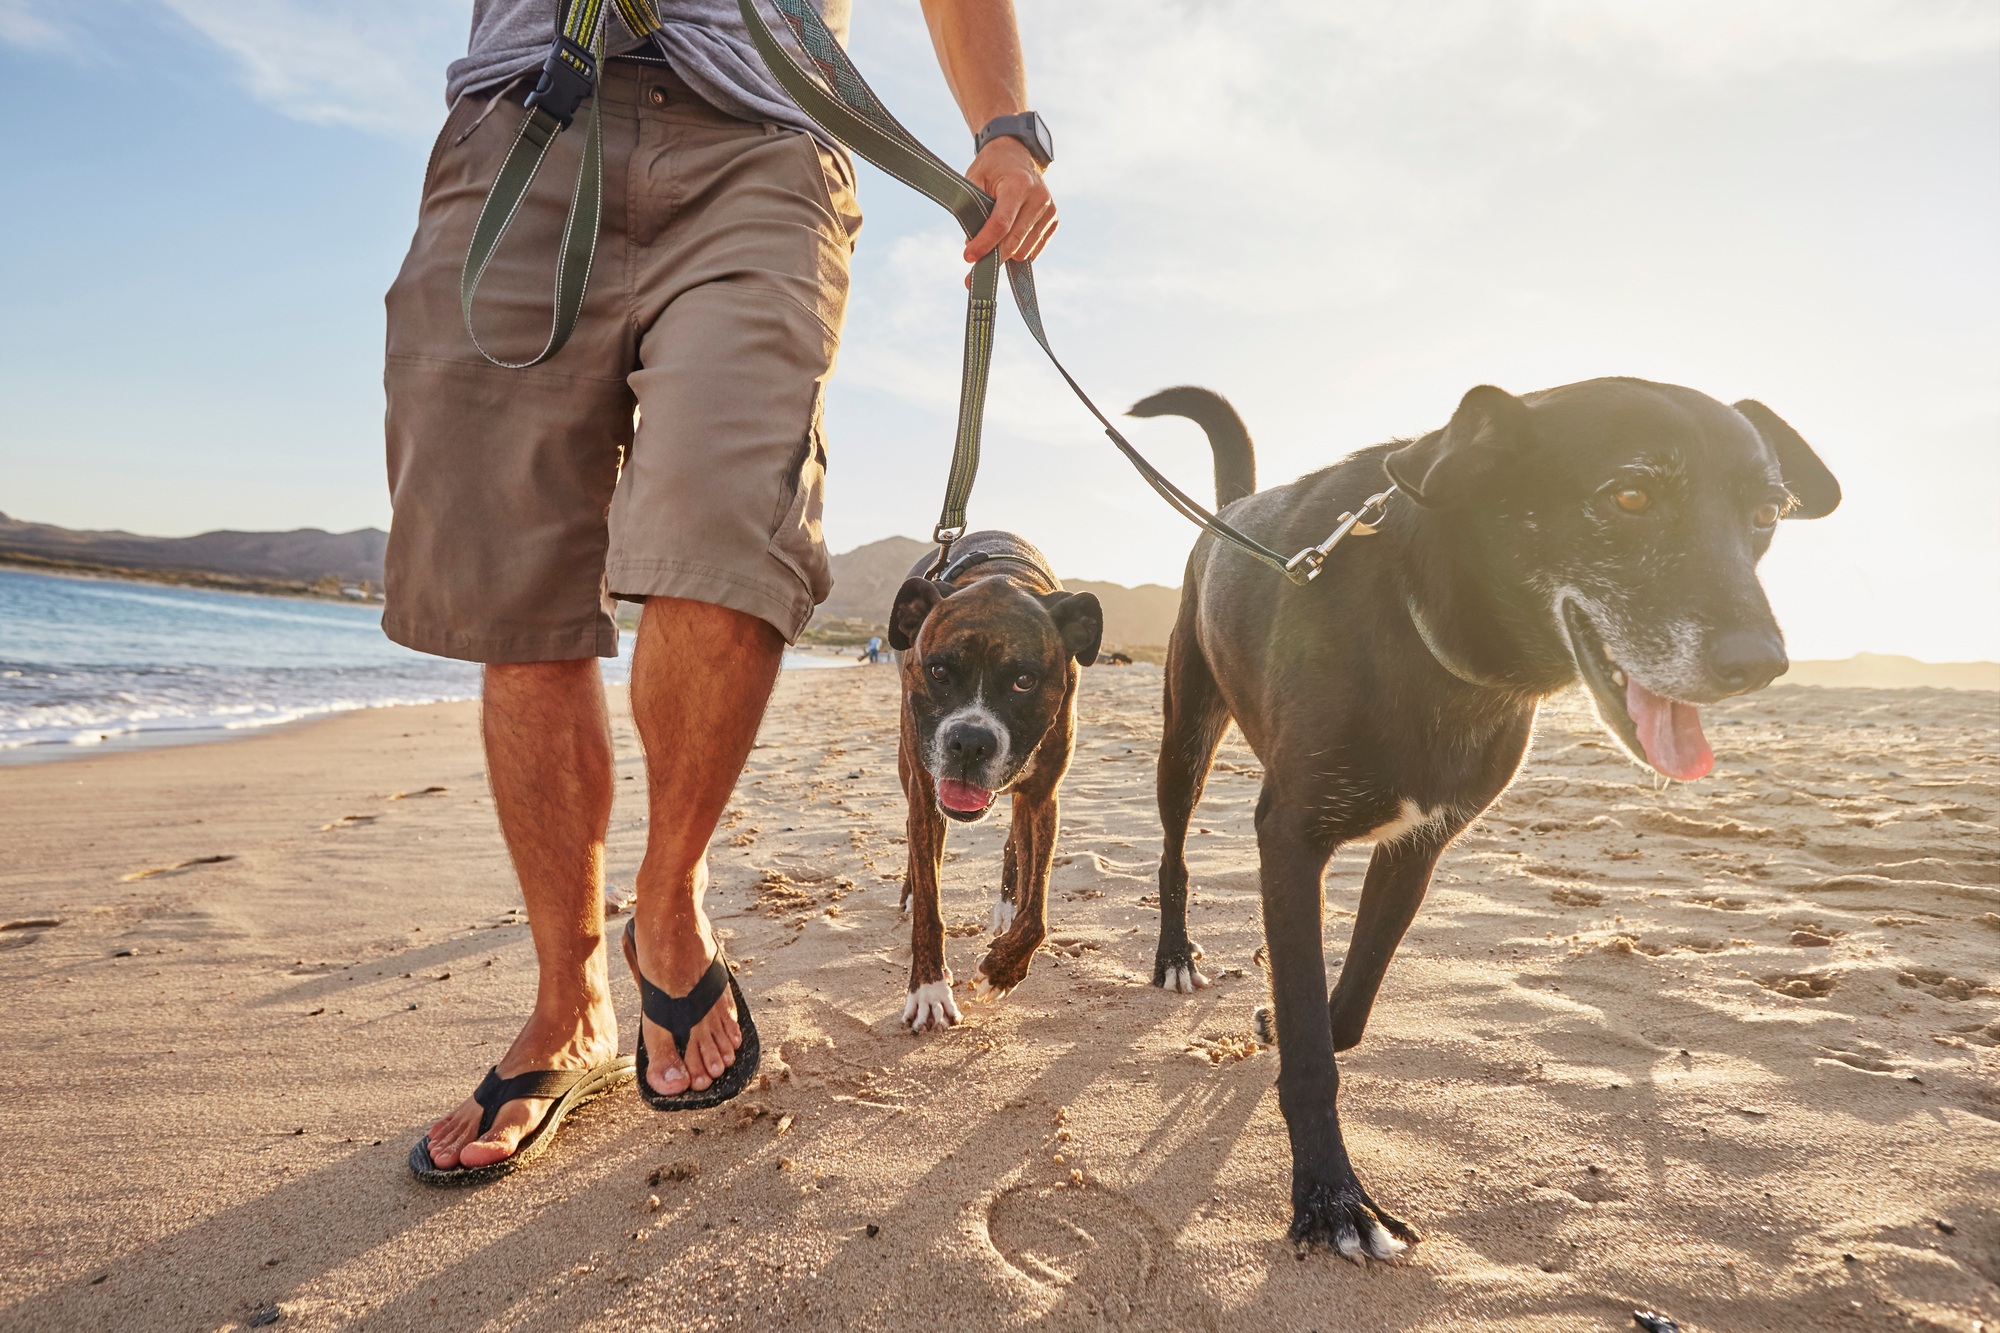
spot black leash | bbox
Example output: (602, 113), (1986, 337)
(739, 0), (1375, 583)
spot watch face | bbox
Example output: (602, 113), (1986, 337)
(1027, 113), (1053, 165)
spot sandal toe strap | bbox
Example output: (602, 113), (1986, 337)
(470, 1065), (591, 1136)
(637, 955), (732, 1052)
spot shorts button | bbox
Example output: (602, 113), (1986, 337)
(647, 85), (668, 107)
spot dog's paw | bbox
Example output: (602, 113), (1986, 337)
(990, 894), (1016, 935)
(1290, 1173), (1418, 1265)
(969, 971), (1014, 1003)
(902, 975), (961, 1033)
(1152, 941), (1210, 993)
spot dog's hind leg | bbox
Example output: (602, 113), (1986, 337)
(1153, 626), (1230, 992)
(1327, 832), (1453, 1051)
(1257, 793), (1417, 1259)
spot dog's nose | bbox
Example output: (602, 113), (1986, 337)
(1707, 628), (1787, 694)
(944, 726), (998, 767)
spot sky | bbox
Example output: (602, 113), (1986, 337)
(0, 0), (1995, 661)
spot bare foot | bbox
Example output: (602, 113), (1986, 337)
(624, 906), (742, 1096)
(423, 995), (617, 1169)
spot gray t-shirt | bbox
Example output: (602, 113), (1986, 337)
(445, 0), (850, 150)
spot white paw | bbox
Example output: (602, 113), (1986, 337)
(902, 975), (961, 1033)
(990, 896), (1016, 935)
(1160, 964), (1209, 994)
(1364, 1219), (1408, 1260)
(969, 971), (1013, 1004)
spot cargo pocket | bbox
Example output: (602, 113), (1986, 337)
(767, 400), (833, 611)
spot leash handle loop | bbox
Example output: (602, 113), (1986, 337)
(459, 1), (608, 369)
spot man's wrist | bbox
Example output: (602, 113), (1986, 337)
(973, 111), (1053, 169)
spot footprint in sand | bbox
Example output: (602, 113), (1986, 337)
(1758, 970), (1838, 998)
(983, 1180), (1210, 1326)
(0, 917), (61, 951)
(119, 854), (235, 882)
(1898, 967), (1989, 1001)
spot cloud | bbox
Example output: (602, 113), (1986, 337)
(0, 0), (465, 139)
(0, 0), (64, 48)
(156, 0), (465, 139)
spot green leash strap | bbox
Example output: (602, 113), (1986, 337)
(459, 0), (609, 369)
(739, 0), (1301, 577)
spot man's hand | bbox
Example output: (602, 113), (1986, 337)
(964, 136), (1056, 265)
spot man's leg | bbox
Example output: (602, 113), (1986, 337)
(626, 595), (783, 1094)
(422, 659), (619, 1169)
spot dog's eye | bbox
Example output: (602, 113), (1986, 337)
(1752, 501), (1781, 528)
(1612, 487), (1651, 514)
(927, 662), (948, 682)
(1012, 672), (1038, 692)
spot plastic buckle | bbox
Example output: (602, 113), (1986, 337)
(524, 34), (597, 129)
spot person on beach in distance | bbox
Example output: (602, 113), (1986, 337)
(385, 0), (1057, 1174)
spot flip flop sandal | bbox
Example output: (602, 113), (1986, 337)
(622, 918), (762, 1112)
(408, 1056), (634, 1185)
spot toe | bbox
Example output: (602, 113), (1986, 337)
(647, 1029), (693, 1095)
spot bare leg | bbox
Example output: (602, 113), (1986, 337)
(423, 658), (619, 1169)
(627, 596), (783, 1096)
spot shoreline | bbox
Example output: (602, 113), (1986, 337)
(0, 552), (380, 603)
(0, 649), (877, 767)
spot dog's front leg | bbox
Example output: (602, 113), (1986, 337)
(1258, 796), (1416, 1261)
(900, 760), (959, 1034)
(992, 833), (1020, 934)
(973, 789), (1056, 999)
(1328, 832), (1452, 1051)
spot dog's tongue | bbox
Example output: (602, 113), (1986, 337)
(937, 778), (994, 813)
(1625, 676), (1714, 780)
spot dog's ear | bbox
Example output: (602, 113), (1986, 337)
(1732, 399), (1841, 519)
(1040, 591), (1104, 666)
(1383, 385), (1534, 508)
(888, 577), (948, 651)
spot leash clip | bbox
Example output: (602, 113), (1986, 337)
(524, 33), (597, 128)
(927, 524), (966, 580)
(1282, 486), (1397, 586)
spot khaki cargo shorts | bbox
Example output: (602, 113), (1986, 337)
(383, 61), (862, 662)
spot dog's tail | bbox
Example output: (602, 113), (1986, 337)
(1126, 386), (1257, 507)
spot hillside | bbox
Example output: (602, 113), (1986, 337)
(0, 512), (386, 585)
(817, 534), (1180, 647)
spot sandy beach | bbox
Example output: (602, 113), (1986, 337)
(2, 667), (1995, 1331)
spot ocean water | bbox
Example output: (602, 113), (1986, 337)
(0, 569), (852, 761)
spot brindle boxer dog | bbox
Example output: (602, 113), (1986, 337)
(885, 534), (1101, 1032)
(1131, 378), (1839, 1257)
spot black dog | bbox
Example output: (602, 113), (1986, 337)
(1133, 378), (1838, 1257)
(886, 534), (1102, 1031)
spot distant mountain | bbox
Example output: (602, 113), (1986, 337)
(1781, 654), (1998, 691)
(0, 512), (386, 584)
(820, 535), (933, 623)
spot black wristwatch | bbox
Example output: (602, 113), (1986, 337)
(974, 111), (1053, 169)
